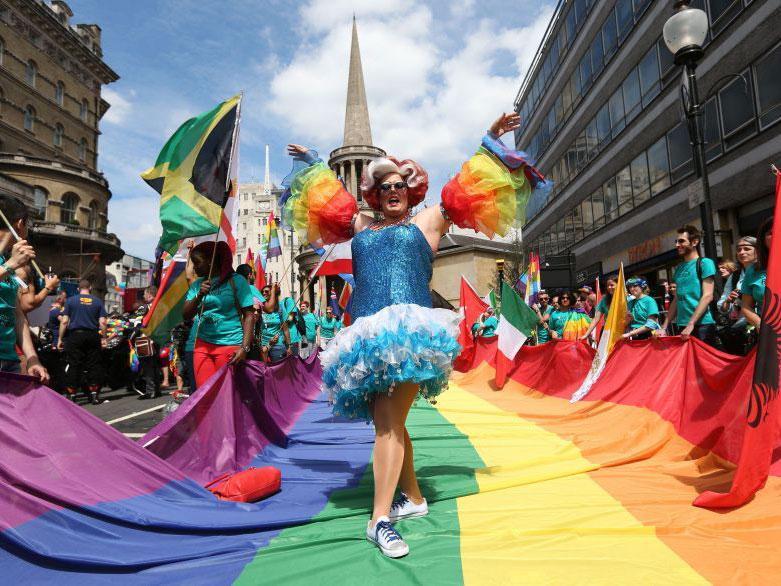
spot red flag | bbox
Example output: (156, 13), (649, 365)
(338, 282), (352, 326)
(244, 248), (254, 265)
(453, 276), (489, 372)
(694, 173), (781, 508)
(254, 254), (266, 291)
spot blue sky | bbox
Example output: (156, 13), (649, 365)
(70, 0), (555, 259)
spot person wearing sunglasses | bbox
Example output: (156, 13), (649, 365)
(548, 291), (590, 340)
(283, 111), (550, 559)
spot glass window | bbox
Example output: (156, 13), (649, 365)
(596, 104), (611, 146)
(622, 68), (642, 123)
(24, 105), (35, 132)
(564, 214), (575, 247)
(591, 187), (605, 228)
(609, 89), (625, 137)
(554, 95), (564, 126)
(658, 39), (675, 78)
(566, 8), (577, 42)
(615, 0), (633, 41)
(630, 151), (651, 205)
(667, 123), (692, 174)
(639, 44), (660, 107)
(550, 35), (560, 66)
(55, 81), (64, 106)
(602, 11), (618, 60)
(582, 198), (594, 234)
(603, 178), (619, 222)
(61, 193), (79, 224)
(580, 50), (593, 92)
(719, 70), (755, 148)
(647, 137), (671, 196)
(591, 31), (604, 76)
(708, 0), (742, 35)
(88, 201), (100, 230)
(633, 0), (653, 16)
(567, 145), (579, 176)
(754, 42), (781, 129)
(562, 77), (573, 116)
(33, 187), (47, 219)
(703, 97), (722, 162)
(542, 55), (552, 86)
(25, 60), (36, 86)
(53, 123), (63, 147)
(547, 108), (557, 137)
(571, 70), (582, 106)
(78, 138), (88, 162)
(573, 207), (584, 243)
(80, 99), (89, 122)
(616, 166), (633, 215)
(586, 118), (598, 158)
(574, 0), (586, 26)
(575, 131), (588, 169)
(556, 218), (566, 249)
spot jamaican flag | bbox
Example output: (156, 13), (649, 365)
(142, 94), (241, 253)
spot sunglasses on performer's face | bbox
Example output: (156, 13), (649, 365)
(379, 181), (408, 193)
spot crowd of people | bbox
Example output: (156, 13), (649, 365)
(470, 223), (770, 356)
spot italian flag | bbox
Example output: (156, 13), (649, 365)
(495, 281), (539, 388)
(483, 289), (497, 309)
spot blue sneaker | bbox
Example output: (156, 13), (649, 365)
(366, 516), (409, 558)
(389, 492), (428, 522)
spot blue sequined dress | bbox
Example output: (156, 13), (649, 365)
(320, 222), (461, 420)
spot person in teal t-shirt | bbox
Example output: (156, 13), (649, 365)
(660, 225), (721, 349)
(623, 278), (661, 340)
(299, 300), (320, 359)
(280, 296), (303, 356)
(183, 242), (255, 387)
(319, 306), (341, 348)
(473, 307), (498, 338)
(741, 219), (772, 329)
(0, 194), (48, 381)
(581, 278), (617, 342)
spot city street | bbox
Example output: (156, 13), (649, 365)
(81, 386), (175, 439)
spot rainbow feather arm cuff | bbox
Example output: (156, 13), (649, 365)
(280, 152), (358, 246)
(441, 134), (552, 238)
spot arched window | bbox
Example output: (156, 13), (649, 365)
(53, 123), (63, 147)
(24, 105), (35, 132)
(78, 138), (87, 161)
(80, 99), (88, 122)
(55, 81), (64, 106)
(88, 201), (100, 230)
(25, 60), (36, 87)
(60, 193), (79, 224)
(33, 187), (48, 219)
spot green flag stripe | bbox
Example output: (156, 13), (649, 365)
(234, 401), (485, 584)
(500, 281), (538, 335)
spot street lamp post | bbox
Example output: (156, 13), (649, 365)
(496, 258), (505, 308)
(663, 0), (718, 261)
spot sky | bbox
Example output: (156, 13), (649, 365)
(70, 0), (556, 259)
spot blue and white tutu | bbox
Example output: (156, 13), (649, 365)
(320, 304), (461, 420)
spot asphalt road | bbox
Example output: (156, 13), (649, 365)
(80, 385), (182, 439)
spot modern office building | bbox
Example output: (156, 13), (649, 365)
(0, 0), (123, 295)
(515, 0), (780, 288)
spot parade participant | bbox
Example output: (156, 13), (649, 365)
(183, 241), (255, 387)
(46, 291), (67, 347)
(549, 291), (591, 340)
(715, 237), (756, 354)
(473, 306), (498, 337)
(236, 263), (266, 360)
(581, 278), (617, 341)
(258, 283), (291, 362)
(17, 271), (60, 314)
(741, 220), (771, 328)
(623, 278), (661, 340)
(578, 285), (595, 316)
(533, 290), (553, 344)
(281, 296), (303, 356)
(658, 225), (720, 347)
(299, 300), (320, 359)
(58, 279), (106, 404)
(319, 305), (340, 348)
(0, 195), (48, 381)
(130, 285), (162, 400)
(551, 294), (560, 310)
(283, 111), (548, 558)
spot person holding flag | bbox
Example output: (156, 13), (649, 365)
(298, 300), (319, 359)
(282, 111), (549, 558)
(319, 305), (340, 349)
(472, 306), (498, 338)
(581, 277), (618, 342)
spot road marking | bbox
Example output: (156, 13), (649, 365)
(122, 433), (145, 438)
(106, 403), (166, 425)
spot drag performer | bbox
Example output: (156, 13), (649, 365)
(283, 112), (549, 558)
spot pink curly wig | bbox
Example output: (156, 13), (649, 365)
(360, 157), (428, 211)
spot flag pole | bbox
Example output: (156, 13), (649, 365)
(0, 207), (46, 281)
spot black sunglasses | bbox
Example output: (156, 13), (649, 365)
(379, 181), (407, 193)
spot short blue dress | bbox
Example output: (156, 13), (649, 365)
(320, 222), (460, 420)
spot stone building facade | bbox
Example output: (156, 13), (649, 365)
(0, 0), (122, 294)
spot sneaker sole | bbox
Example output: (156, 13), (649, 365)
(388, 509), (428, 523)
(366, 536), (409, 558)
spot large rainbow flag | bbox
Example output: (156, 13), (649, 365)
(1, 338), (781, 582)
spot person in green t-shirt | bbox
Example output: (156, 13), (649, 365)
(183, 242), (256, 387)
(659, 225), (721, 349)
(299, 300), (320, 359)
(473, 307), (498, 338)
(319, 306), (341, 348)
(0, 195), (48, 381)
(533, 290), (554, 344)
(259, 283), (291, 363)
(581, 278), (617, 342)
(281, 296), (303, 356)
(623, 277), (661, 340)
(741, 218), (772, 329)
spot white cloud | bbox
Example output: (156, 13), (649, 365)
(107, 195), (161, 260)
(101, 87), (134, 125)
(266, 1), (555, 197)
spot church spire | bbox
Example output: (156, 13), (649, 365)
(343, 16), (372, 147)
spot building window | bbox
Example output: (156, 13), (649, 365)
(639, 44), (660, 107)
(60, 193), (79, 225)
(708, 0), (742, 35)
(55, 81), (64, 107)
(33, 187), (48, 219)
(590, 30), (604, 77)
(591, 187), (605, 229)
(242, 222), (247, 231)
(88, 201), (100, 229)
(581, 198), (594, 234)
(718, 69), (755, 149)
(658, 38), (675, 79)
(580, 50), (593, 92)
(608, 89), (625, 138)
(754, 42), (781, 129)
(602, 10), (618, 61)
(258, 234), (262, 245)
(703, 97), (722, 162)
(633, 0), (653, 17)
(630, 151), (651, 206)
(647, 136), (671, 196)
(25, 60), (37, 87)
(616, 165), (633, 215)
(80, 99), (88, 122)
(603, 177), (619, 223)
(53, 123), (64, 147)
(24, 105), (35, 132)
(622, 68), (642, 124)
(667, 123), (693, 182)
(78, 138), (87, 161)
(615, 0), (633, 42)
(596, 104), (610, 147)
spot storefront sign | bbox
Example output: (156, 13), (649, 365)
(627, 236), (662, 264)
